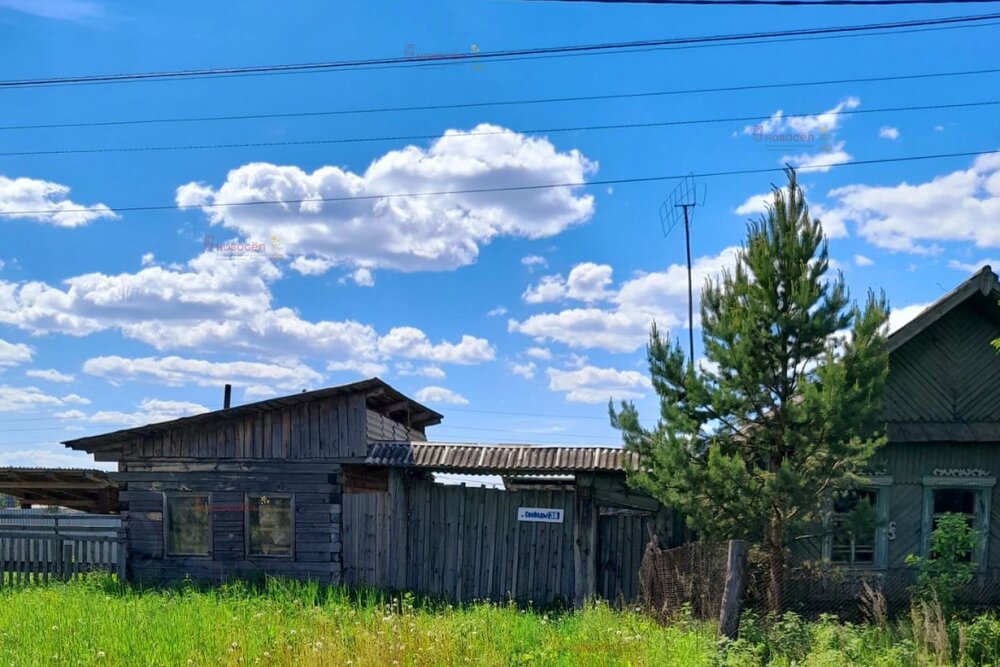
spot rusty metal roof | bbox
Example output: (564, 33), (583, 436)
(365, 441), (637, 473)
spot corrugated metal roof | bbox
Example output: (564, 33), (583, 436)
(365, 441), (637, 473)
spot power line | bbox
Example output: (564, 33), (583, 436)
(3, 65), (997, 133)
(4, 98), (997, 158)
(1, 147), (997, 218)
(2, 13), (999, 89)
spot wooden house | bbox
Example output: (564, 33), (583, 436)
(61, 379), (668, 604)
(790, 266), (1000, 607)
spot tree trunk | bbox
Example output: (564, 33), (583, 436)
(766, 519), (785, 614)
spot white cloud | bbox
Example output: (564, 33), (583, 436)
(395, 362), (446, 379)
(782, 140), (852, 174)
(522, 262), (614, 304)
(948, 258), (1000, 273)
(522, 274), (569, 304)
(0, 175), (115, 227)
(0, 337), (32, 367)
(176, 125), (596, 273)
(888, 302), (931, 334)
(0, 385), (89, 412)
(72, 398), (209, 427)
(415, 385), (469, 405)
(521, 255), (548, 270)
(140, 253), (155, 267)
(349, 268), (374, 287)
(508, 361), (536, 379)
(486, 306), (508, 318)
(879, 126), (900, 141)
(378, 327), (494, 365)
(824, 152), (1000, 254)
(25, 368), (74, 383)
(0, 252), (490, 374)
(0, 442), (111, 470)
(290, 256), (334, 276)
(511, 247), (739, 352)
(82, 355), (323, 390)
(326, 360), (388, 377)
(546, 365), (651, 403)
(744, 97), (860, 137)
(243, 384), (277, 400)
(853, 254), (874, 267)
(524, 346), (552, 360)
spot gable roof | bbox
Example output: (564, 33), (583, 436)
(888, 265), (1000, 353)
(63, 377), (442, 455)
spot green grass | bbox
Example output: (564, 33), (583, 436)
(0, 576), (713, 666)
(4, 576), (1000, 666)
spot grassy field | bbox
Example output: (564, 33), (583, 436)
(2, 576), (1000, 666)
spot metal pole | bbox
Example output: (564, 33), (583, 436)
(683, 205), (695, 365)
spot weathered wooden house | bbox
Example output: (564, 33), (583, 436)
(790, 265), (1000, 606)
(59, 378), (669, 605)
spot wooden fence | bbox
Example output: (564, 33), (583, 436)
(343, 475), (656, 606)
(0, 510), (124, 585)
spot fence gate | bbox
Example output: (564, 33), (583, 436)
(596, 508), (655, 604)
(0, 510), (124, 585)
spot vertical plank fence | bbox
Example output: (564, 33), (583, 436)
(0, 511), (123, 586)
(343, 478), (654, 606)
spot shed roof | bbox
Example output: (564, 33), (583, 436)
(889, 265), (999, 352)
(0, 468), (118, 514)
(63, 377), (442, 455)
(365, 441), (636, 473)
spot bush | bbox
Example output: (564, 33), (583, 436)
(905, 513), (978, 610)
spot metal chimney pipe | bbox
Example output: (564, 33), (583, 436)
(224, 384), (232, 410)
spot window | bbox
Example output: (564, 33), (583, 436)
(830, 490), (878, 565)
(246, 494), (293, 557)
(921, 476), (995, 570)
(164, 494), (210, 556)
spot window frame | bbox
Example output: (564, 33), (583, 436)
(921, 476), (995, 571)
(823, 476), (891, 570)
(244, 493), (295, 560)
(163, 492), (213, 558)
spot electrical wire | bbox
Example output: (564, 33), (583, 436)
(1, 147), (997, 218)
(2, 98), (995, 158)
(4, 65), (997, 133)
(2, 13), (998, 89)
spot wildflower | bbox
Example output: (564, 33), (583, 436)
(96, 651), (106, 659)
(263, 652), (271, 658)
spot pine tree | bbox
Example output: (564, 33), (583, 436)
(611, 168), (889, 612)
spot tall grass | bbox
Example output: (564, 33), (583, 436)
(0, 575), (713, 666)
(6, 576), (1000, 666)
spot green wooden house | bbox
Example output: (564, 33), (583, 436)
(791, 266), (1000, 608)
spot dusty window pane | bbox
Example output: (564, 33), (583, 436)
(831, 490), (877, 565)
(248, 495), (293, 556)
(165, 495), (210, 556)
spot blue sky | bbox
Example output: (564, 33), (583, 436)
(0, 0), (998, 469)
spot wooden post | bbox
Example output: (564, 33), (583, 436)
(718, 540), (748, 640)
(387, 469), (408, 591)
(573, 476), (597, 608)
(116, 528), (128, 582)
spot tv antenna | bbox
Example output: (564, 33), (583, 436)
(659, 174), (706, 365)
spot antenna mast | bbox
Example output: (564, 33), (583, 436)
(659, 174), (706, 365)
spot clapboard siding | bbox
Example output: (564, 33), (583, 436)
(886, 301), (1000, 425)
(116, 461), (343, 584)
(116, 394), (370, 462)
